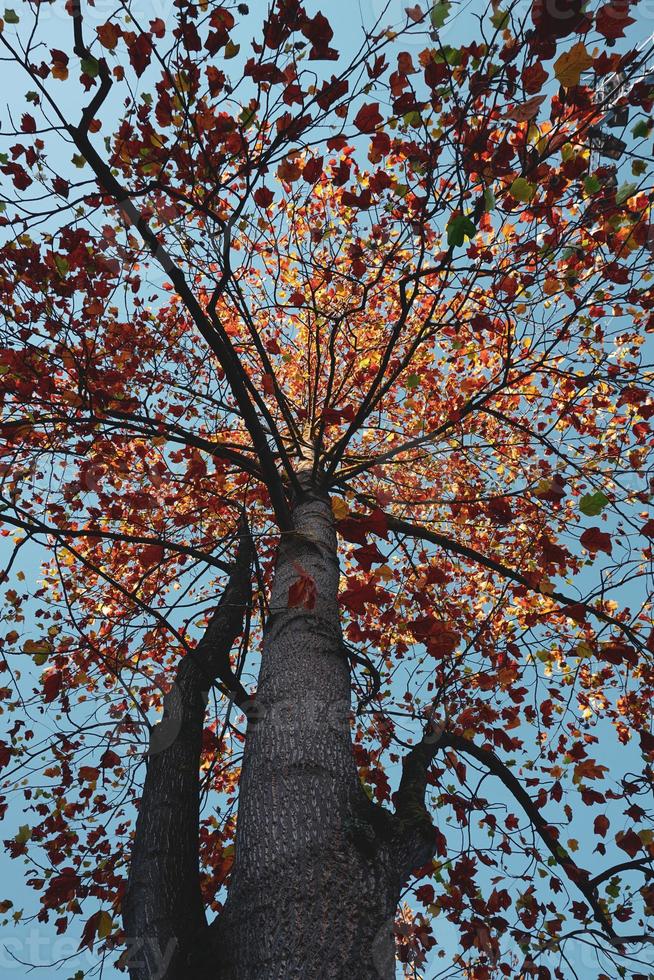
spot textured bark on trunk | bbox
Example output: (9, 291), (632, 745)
(207, 487), (404, 979)
(124, 495), (437, 980)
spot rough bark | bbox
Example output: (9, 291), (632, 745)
(124, 493), (438, 980)
(204, 486), (407, 979)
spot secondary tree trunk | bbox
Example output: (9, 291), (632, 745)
(206, 486), (405, 979)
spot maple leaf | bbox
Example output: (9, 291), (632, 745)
(579, 526), (612, 556)
(43, 868), (80, 907)
(554, 43), (593, 89)
(129, 33), (152, 77)
(352, 542), (384, 572)
(50, 48), (69, 81)
(288, 564), (317, 610)
(531, 0), (588, 39)
(353, 103), (383, 133)
(97, 22), (121, 50)
(254, 186), (274, 208)
(505, 95), (546, 122)
(616, 829), (643, 858)
(594, 814), (609, 837)
(595, 1), (635, 40)
(42, 670), (63, 703)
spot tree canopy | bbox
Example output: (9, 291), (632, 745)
(1, 1), (654, 977)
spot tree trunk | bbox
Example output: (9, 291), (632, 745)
(206, 487), (405, 979)
(123, 492), (437, 980)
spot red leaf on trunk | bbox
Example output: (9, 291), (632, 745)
(288, 564), (317, 610)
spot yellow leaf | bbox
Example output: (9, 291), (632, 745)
(554, 43), (593, 88)
(23, 639), (53, 656)
(97, 911), (112, 940)
(331, 498), (349, 520)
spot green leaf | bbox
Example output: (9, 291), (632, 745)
(491, 7), (509, 28)
(224, 40), (240, 59)
(483, 187), (496, 211)
(430, 1), (451, 29)
(579, 491), (609, 516)
(447, 214), (476, 247)
(616, 182), (637, 205)
(71, 153), (86, 169)
(80, 56), (99, 78)
(632, 119), (650, 139)
(510, 177), (536, 203)
(15, 825), (31, 844)
(403, 110), (422, 128)
(584, 175), (601, 195)
(406, 373), (420, 389)
(4, 8), (19, 23)
(54, 255), (69, 277)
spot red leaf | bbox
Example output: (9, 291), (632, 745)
(97, 22), (121, 50)
(254, 186), (274, 208)
(43, 670), (63, 703)
(0, 741), (10, 769)
(150, 17), (166, 38)
(595, 1), (635, 40)
(142, 544), (164, 566)
(640, 730), (654, 757)
(43, 868), (80, 908)
(288, 564), (317, 610)
(354, 103), (383, 133)
(601, 640), (637, 667)
(302, 12), (337, 60)
(531, 0), (588, 38)
(580, 526), (612, 556)
(100, 749), (121, 768)
(303, 157), (323, 183)
(340, 580), (381, 612)
(352, 543), (384, 572)
(79, 910), (101, 951)
(21, 114), (36, 134)
(617, 829), (643, 858)
(594, 814), (609, 837)
(129, 33), (153, 77)
(79, 766), (99, 782)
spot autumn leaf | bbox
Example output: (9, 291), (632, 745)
(353, 103), (383, 133)
(288, 564), (317, 610)
(254, 186), (274, 208)
(579, 526), (612, 556)
(554, 43), (593, 89)
(129, 33), (152, 77)
(594, 814), (609, 837)
(595, 1), (635, 40)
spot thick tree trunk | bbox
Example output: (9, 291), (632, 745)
(206, 487), (405, 979)
(123, 494), (437, 980)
